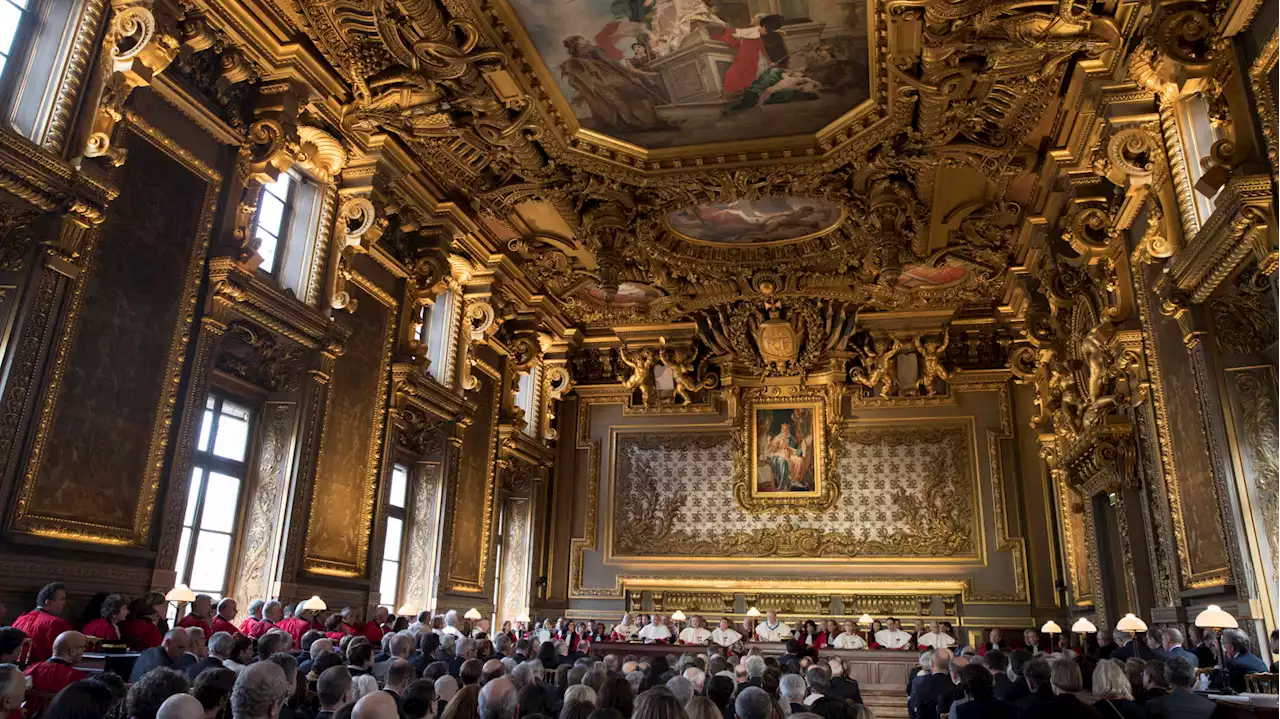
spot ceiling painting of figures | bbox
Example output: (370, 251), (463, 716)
(665, 197), (843, 244)
(507, 0), (871, 148)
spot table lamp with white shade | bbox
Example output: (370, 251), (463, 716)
(464, 608), (483, 621)
(397, 604), (418, 618)
(1195, 604), (1238, 670)
(858, 614), (874, 644)
(165, 585), (196, 623)
(1041, 620), (1062, 650)
(1072, 617), (1097, 651)
(745, 607), (760, 639)
(301, 596), (327, 612)
(670, 610), (687, 634)
(1115, 613), (1147, 633)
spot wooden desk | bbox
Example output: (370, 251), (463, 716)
(79, 652), (140, 678)
(588, 643), (915, 718)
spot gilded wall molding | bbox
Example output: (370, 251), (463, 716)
(12, 118), (218, 545)
(444, 359), (502, 593)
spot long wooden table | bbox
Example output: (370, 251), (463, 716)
(589, 642), (915, 718)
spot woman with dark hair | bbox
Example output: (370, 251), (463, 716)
(953, 663), (1016, 718)
(191, 667), (235, 718)
(223, 634), (253, 674)
(41, 678), (119, 719)
(538, 641), (560, 668)
(800, 620), (822, 648)
(76, 593), (110, 631)
(119, 597), (164, 651)
(597, 676), (635, 719)
(593, 623), (608, 642)
(632, 687), (687, 719)
(125, 668), (190, 719)
(82, 594), (129, 642)
(392, 616), (410, 633)
(324, 614), (348, 642)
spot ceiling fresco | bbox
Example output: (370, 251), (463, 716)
(507, 0), (871, 148)
(665, 197), (844, 243)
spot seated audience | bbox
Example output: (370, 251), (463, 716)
(126, 667), (191, 719)
(121, 596), (166, 652)
(24, 630), (88, 714)
(177, 594), (215, 637)
(1091, 659), (1144, 719)
(82, 593), (129, 643)
(192, 666), (236, 718)
(1145, 656), (1215, 719)
(953, 663), (1015, 719)
(1221, 627), (1268, 692)
(42, 676), (122, 719)
(132, 629), (193, 683)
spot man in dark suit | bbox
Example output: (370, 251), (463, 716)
(1112, 630), (1154, 661)
(129, 628), (191, 682)
(983, 650), (1013, 699)
(826, 657), (864, 704)
(1012, 658), (1054, 716)
(1002, 650), (1032, 703)
(1095, 630), (1117, 659)
(953, 664), (1017, 719)
(916, 649), (958, 719)
(1145, 657), (1216, 719)
(513, 639), (531, 664)
(1159, 628), (1199, 667)
(1222, 628), (1269, 693)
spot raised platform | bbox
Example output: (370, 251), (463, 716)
(588, 642), (913, 718)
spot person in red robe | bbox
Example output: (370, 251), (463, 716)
(278, 605), (317, 647)
(81, 593), (128, 643)
(119, 597), (164, 651)
(248, 600), (284, 640)
(177, 593), (215, 637)
(10, 582), (72, 663)
(324, 613), (350, 642)
(707, 14), (789, 96)
(240, 599), (265, 636)
(364, 607), (391, 644)
(211, 597), (241, 636)
(23, 630), (88, 716)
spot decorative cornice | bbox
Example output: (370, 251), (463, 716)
(1159, 175), (1276, 303)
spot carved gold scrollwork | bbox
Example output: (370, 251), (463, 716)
(83, 0), (181, 165)
(328, 196), (377, 313)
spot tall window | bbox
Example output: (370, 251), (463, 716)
(515, 367), (540, 437)
(174, 395), (252, 600)
(426, 291), (459, 383)
(252, 174), (295, 275)
(380, 463), (410, 609)
(0, 0), (30, 81)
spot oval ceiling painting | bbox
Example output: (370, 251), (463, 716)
(896, 263), (967, 290)
(585, 281), (662, 305)
(666, 197), (843, 244)
(506, 0), (871, 149)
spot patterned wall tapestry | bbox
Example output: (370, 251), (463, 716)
(610, 424), (978, 558)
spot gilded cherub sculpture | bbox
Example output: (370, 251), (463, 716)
(849, 336), (904, 396)
(617, 345), (657, 406)
(913, 330), (952, 396)
(660, 347), (716, 405)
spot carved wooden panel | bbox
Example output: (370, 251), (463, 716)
(445, 358), (501, 592)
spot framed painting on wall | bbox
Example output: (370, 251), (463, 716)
(751, 401), (824, 497)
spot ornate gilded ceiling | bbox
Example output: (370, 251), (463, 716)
(225, 0), (1150, 344)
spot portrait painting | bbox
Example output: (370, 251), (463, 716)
(506, 0), (871, 148)
(751, 403), (823, 496)
(666, 197), (843, 244)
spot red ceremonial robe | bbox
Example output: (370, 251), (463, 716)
(25, 658), (87, 714)
(247, 619), (275, 640)
(177, 614), (213, 637)
(211, 616), (241, 636)
(11, 609), (72, 663)
(709, 27), (767, 95)
(363, 621), (387, 644)
(278, 617), (309, 646)
(119, 618), (163, 651)
(80, 619), (119, 642)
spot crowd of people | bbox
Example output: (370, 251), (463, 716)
(0, 583), (1275, 719)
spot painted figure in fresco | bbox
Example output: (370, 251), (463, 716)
(559, 36), (670, 131)
(706, 14), (789, 96)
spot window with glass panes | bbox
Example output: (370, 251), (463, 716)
(0, 0), (30, 82)
(252, 173), (295, 275)
(174, 395), (252, 602)
(380, 463), (410, 609)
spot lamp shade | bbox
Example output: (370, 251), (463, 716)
(1115, 613), (1148, 632)
(858, 614), (874, 625)
(165, 585), (196, 603)
(301, 596), (327, 611)
(515, 611), (531, 623)
(1041, 621), (1062, 634)
(1194, 605), (1239, 629)
(1071, 618), (1098, 634)
(464, 608), (483, 620)
(745, 607), (761, 618)
(397, 604), (418, 617)
(670, 610), (687, 622)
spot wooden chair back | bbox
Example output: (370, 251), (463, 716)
(1244, 672), (1278, 694)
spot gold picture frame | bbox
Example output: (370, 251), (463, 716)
(734, 385), (840, 512)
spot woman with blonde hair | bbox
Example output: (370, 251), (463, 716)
(685, 697), (722, 719)
(1091, 660), (1145, 719)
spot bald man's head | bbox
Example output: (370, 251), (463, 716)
(156, 693), (204, 719)
(353, 690), (401, 719)
(479, 676), (517, 719)
(481, 659), (506, 685)
(52, 631), (87, 664)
